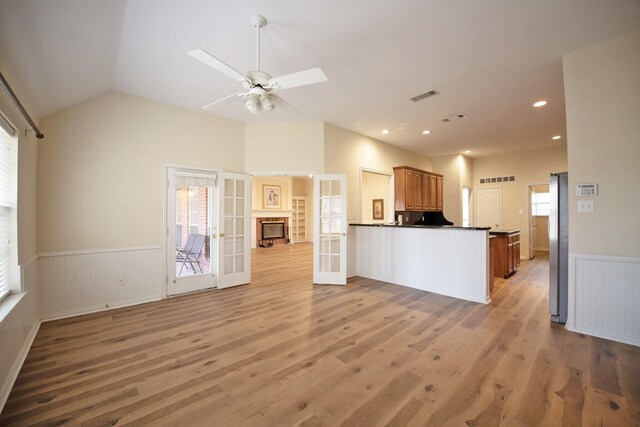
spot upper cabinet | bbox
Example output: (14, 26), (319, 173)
(393, 166), (443, 212)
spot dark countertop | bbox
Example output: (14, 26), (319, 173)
(489, 229), (520, 235)
(349, 223), (491, 231)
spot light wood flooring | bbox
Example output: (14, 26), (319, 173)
(2, 243), (639, 426)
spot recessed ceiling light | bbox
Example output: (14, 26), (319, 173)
(308, 174), (313, 178)
(552, 135), (562, 140)
(381, 129), (390, 134)
(533, 100), (547, 107)
(422, 130), (430, 135)
(464, 150), (471, 154)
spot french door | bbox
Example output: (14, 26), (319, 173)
(313, 174), (347, 285)
(217, 172), (252, 289)
(167, 168), (218, 295)
(166, 168), (251, 295)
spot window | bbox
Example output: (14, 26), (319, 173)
(0, 120), (17, 302)
(531, 192), (550, 216)
(462, 187), (471, 227)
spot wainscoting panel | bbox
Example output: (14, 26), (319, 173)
(355, 226), (489, 304)
(568, 254), (640, 346)
(39, 247), (163, 320)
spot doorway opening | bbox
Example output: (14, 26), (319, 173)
(165, 166), (252, 296)
(359, 168), (393, 224)
(251, 175), (314, 249)
(528, 184), (550, 259)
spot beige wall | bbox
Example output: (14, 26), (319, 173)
(432, 154), (473, 226)
(473, 145), (567, 259)
(323, 123), (432, 223)
(292, 177), (306, 196)
(244, 121), (324, 174)
(563, 31), (640, 257)
(251, 176), (291, 211)
(361, 171), (390, 224)
(38, 91), (245, 252)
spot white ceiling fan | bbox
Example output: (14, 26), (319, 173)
(188, 15), (328, 114)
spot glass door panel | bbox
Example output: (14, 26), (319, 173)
(167, 169), (217, 296)
(218, 172), (251, 288)
(313, 174), (347, 285)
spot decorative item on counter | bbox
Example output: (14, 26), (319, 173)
(372, 199), (384, 220)
(397, 214), (403, 225)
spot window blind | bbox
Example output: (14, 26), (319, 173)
(0, 125), (16, 301)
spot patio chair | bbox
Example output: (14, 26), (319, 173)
(177, 234), (206, 275)
(176, 233), (196, 274)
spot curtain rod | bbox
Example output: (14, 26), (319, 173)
(0, 70), (44, 139)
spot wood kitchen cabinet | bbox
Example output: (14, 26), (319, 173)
(490, 230), (520, 278)
(394, 166), (443, 212)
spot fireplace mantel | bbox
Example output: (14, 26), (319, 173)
(252, 209), (293, 218)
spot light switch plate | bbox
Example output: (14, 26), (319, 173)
(578, 200), (594, 212)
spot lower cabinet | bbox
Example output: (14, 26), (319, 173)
(491, 231), (520, 279)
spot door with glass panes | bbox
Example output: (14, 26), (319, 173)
(217, 172), (251, 288)
(313, 174), (347, 285)
(167, 169), (217, 295)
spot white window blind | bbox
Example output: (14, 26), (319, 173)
(0, 123), (17, 302)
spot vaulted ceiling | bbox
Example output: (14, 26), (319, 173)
(1, 0), (639, 158)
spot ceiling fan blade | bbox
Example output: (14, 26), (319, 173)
(188, 49), (249, 84)
(267, 68), (327, 90)
(271, 94), (301, 114)
(201, 91), (246, 109)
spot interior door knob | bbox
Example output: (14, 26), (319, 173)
(219, 233), (225, 237)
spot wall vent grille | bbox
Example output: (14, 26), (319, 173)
(410, 90), (440, 103)
(480, 176), (516, 184)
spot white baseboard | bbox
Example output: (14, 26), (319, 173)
(566, 324), (640, 347)
(0, 319), (40, 412)
(40, 295), (162, 322)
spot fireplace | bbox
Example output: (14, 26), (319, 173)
(262, 221), (285, 240)
(256, 217), (289, 247)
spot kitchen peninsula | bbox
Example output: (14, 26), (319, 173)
(351, 223), (491, 304)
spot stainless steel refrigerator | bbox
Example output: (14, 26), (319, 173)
(549, 172), (568, 323)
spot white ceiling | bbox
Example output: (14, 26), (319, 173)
(1, 0), (639, 158)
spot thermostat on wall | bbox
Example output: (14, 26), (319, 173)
(576, 183), (598, 196)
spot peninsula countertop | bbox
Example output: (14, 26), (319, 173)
(349, 223), (491, 231)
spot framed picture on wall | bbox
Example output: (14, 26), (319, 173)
(263, 185), (281, 209)
(373, 199), (384, 220)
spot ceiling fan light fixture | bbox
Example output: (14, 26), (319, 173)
(244, 93), (260, 114)
(261, 95), (275, 112)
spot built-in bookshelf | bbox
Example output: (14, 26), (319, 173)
(291, 197), (307, 242)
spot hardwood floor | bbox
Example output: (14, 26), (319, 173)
(2, 243), (639, 426)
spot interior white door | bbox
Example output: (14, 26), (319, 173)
(167, 169), (218, 296)
(475, 187), (501, 229)
(217, 172), (252, 289)
(313, 174), (347, 285)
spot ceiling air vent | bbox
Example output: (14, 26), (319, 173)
(410, 90), (440, 103)
(442, 113), (467, 122)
